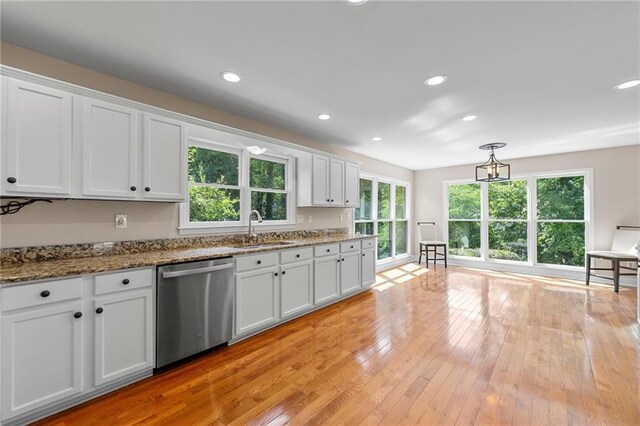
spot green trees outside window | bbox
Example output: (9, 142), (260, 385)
(448, 183), (481, 257)
(249, 157), (287, 221)
(355, 178), (374, 236)
(377, 182), (392, 259)
(188, 146), (240, 222)
(446, 173), (587, 267)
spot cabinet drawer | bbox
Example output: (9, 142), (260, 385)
(340, 241), (361, 253)
(361, 238), (375, 249)
(1, 277), (83, 312)
(314, 244), (340, 257)
(94, 268), (152, 296)
(235, 252), (279, 272)
(280, 247), (313, 264)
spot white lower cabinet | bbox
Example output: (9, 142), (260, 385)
(235, 267), (279, 336)
(1, 302), (83, 420)
(361, 248), (376, 287)
(0, 267), (154, 424)
(340, 251), (361, 294)
(94, 289), (153, 386)
(280, 261), (313, 319)
(314, 255), (340, 304)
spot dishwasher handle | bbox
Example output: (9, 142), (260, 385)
(161, 263), (234, 279)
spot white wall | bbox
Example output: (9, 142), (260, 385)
(0, 43), (414, 248)
(413, 145), (640, 256)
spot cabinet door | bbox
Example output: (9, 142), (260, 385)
(1, 302), (83, 420)
(82, 98), (138, 198)
(142, 113), (186, 201)
(314, 256), (340, 304)
(311, 155), (330, 205)
(94, 289), (153, 386)
(3, 78), (73, 196)
(235, 267), (279, 336)
(361, 249), (376, 288)
(280, 261), (313, 319)
(345, 163), (360, 207)
(329, 159), (345, 206)
(340, 252), (360, 294)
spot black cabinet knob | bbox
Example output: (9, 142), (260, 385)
(122, 279), (130, 285)
(74, 312), (83, 319)
(337, 259), (341, 263)
(7, 177), (17, 184)
(326, 249), (330, 252)
(296, 254), (301, 258)
(331, 199), (334, 202)
(342, 258), (345, 261)
(274, 272), (279, 277)
(282, 271), (286, 275)
(346, 200), (349, 203)
(326, 199), (330, 202)
(350, 245), (354, 249)
(257, 260), (262, 264)
(145, 187), (151, 192)
(362, 253), (366, 257)
(40, 290), (51, 298)
(96, 307), (104, 314)
(130, 186), (137, 191)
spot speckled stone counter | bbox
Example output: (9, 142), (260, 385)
(0, 230), (376, 284)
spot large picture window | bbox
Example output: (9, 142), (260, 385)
(445, 170), (591, 268)
(184, 140), (293, 230)
(355, 175), (410, 262)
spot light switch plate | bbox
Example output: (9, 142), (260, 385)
(115, 213), (127, 229)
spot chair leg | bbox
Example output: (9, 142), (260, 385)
(418, 245), (422, 265)
(613, 260), (620, 293)
(444, 246), (448, 268)
(585, 254), (591, 286)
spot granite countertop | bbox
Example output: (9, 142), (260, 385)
(0, 234), (375, 285)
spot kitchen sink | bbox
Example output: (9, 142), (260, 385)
(233, 240), (296, 248)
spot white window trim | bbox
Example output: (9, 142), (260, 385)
(356, 172), (411, 265)
(179, 139), (295, 234)
(442, 168), (594, 271)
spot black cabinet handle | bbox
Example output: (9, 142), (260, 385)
(342, 258), (345, 261)
(282, 271), (286, 275)
(362, 253), (366, 257)
(122, 279), (130, 285)
(331, 199), (334, 202)
(337, 259), (341, 263)
(145, 186), (151, 192)
(274, 272), (279, 277)
(346, 200), (349, 203)
(296, 254), (300, 258)
(130, 186), (137, 191)
(326, 198), (330, 202)
(96, 307), (104, 314)
(74, 312), (83, 319)
(326, 249), (330, 252)
(40, 290), (50, 298)
(257, 260), (262, 265)
(7, 177), (17, 184)
(350, 245), (354, 249)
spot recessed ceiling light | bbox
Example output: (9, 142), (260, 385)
(318, 114), (331, 120)
(614, 79), (640, 90)
(247, 146), (267, 155)
(371, 136), (382, 141)
(346, 0), (369, 4)
(424, 75), (447, 86)
(462, 115), (478, 121)
(221, 72), (241, 83)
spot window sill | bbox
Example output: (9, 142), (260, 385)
(178, 222), (296, 236)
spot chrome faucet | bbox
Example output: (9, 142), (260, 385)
(248, 210), (263, 242)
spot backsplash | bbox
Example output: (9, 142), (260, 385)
(0, 228), (349, 264)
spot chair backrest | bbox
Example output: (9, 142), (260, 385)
(418, 222), (437, 242)
(611, 227), (640, 256)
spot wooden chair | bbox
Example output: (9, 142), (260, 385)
(418, 222), (447, 267)
(586, 225), (640, 292)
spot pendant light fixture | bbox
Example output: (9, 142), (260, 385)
(475, 143), (511, 182)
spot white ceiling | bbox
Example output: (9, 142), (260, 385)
(1, 1), (639, 170)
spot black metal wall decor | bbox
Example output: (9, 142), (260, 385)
(475, 143), (511, 182)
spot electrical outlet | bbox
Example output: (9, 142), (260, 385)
(307, 215), (313, 224)
(347, 211), (352, 220)
(339, 214), (344, 222)
(297, 215), (304, 224)
(115, 213), (128, 229)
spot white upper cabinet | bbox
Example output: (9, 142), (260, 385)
(82, 98), (139, 198)
(345, 162), (360, 207)
(297, 154), (359, 207)
(2, 78), (73, 196)
(329, 159), (345, 206)
(141, 113), (186, 201)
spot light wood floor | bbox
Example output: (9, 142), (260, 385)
(37, 264), (640, 426)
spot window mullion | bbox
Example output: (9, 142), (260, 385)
(529, 176), (537, 266)
(481, 182), (489, 261)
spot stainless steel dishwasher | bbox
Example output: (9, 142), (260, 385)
(156, 257), (234, 368)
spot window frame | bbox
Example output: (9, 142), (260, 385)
(355, 173), (411, 264)
(180, 138), (295, 233)
(443, 168), (593, 270)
